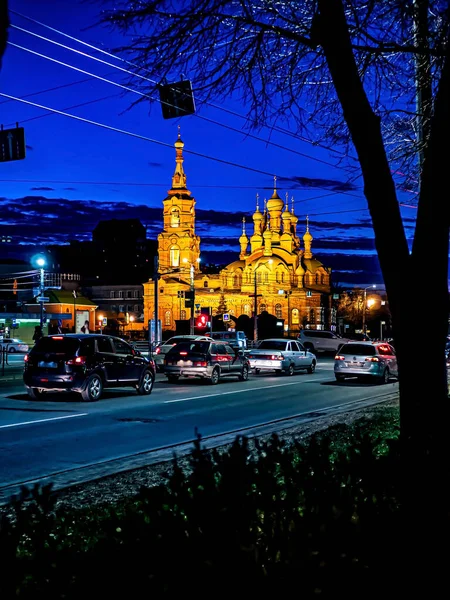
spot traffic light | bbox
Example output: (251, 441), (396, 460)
(196, 314), (207, 329)
(184, 290), (194, 308)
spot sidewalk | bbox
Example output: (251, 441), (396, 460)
(0, 367), (24, 387)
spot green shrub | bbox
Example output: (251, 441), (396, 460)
(0, 408), (400, 598)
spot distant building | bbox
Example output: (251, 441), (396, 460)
(86, 284), (144, 326)
(144, 133), (335, 334)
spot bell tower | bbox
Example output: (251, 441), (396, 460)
(157, 129), (201, 274)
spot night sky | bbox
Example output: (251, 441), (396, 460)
(0, 0), (418, 286)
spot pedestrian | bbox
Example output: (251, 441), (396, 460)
(32, 325), (43, 343)
(81, 320), (90, 334)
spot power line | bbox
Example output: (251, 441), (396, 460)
(6, 38), (356, 177)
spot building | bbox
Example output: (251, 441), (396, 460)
(87, 283), (144, 328)
(143, 132), (334, 336)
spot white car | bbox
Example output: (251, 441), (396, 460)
(334, 341), (398, 384)
(0, 338), (29, 353)
(247, 338), (316, 376)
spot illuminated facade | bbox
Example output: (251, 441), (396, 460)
(143, 133), (335, 333)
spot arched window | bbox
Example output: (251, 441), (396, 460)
(281, 271), (285, 283)
(315, 274), (319, 285)
(233, 274), (239, 288)
(309, 308), (316, 324)
(243, 304), (251, 316)
(260, 303), (267, 313)
(170, 246), (180, 267)
(180, 309), (186, 320)
(171, 208), (180, 228)
(292, 308), (299, 325)
(321, 274), (326, 285)
(236, 272), (242, 288)
(257, 272), (262, 283)
(203, 280), (209, 287)
(276, 271), (281, 284)
(164, 310), (171, 326)
(275, 303), (282, 319)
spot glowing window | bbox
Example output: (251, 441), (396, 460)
(170, 246), (180, 267)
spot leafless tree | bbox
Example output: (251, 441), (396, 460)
(97, 1), (450, 589)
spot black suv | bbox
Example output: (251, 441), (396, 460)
(24, 334), (155, 401)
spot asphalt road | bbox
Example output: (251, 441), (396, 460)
(0, 357), (398, 490)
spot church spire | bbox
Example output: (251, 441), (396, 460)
(239, 216), (249, 259)
(303, 215), (313, 259)
(170, 126), (187, 190)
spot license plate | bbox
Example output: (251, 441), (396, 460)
(38, 361), (57, 368)
(177, 360), (193, 366)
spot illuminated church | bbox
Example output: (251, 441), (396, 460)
(143, 132), (335, 334)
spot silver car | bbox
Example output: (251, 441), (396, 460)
(153, 335), (213, 371)
(334, 341), (398, 384)
(247, 338), (316, 376)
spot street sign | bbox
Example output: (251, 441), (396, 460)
(0, 127), (26, 162)
(36, 296), (50, 302)
(102, 317), (107, 326)
(223, 313), (230, 321)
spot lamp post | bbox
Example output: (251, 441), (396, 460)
(253, 260), (273, 342)
(98, 314), (104, 334)
(278, 289), (292, 335)
(362, 284), (376, 333)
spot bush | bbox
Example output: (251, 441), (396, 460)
(0, 409), (399, 598)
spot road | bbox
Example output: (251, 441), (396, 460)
(0, 357), (398, 496)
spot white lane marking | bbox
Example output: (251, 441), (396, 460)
(0, 413), (88, 429)
(164, 377), (329, 404)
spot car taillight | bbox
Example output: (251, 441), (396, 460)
(365, 357), (379, 362)
(66, 356), (87, 365)
(335, 355), (345, 360)
(155, 347), (161, 354)
(271, 354), (284, 360)
(179, 351), (188, 356)
(24, 354), (29, 362)
(194, 361), (207, 367)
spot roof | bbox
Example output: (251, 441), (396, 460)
(29, 290), (97, 306)
(302, 257), (325, 273)
(223, 260), (245, 271)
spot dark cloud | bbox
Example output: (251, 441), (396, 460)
(148, 161), (163, 167)
(26, 145), (33, 151)
(63, 187), (77, 191)
(30, 187), (55, 191)
(279, 175), (358, 192)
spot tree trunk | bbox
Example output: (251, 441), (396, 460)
(316, 0), (450, 593)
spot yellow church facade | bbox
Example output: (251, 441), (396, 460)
(143, 133), (335, 335)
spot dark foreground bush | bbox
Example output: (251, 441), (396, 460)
(1, 408), (399, 599)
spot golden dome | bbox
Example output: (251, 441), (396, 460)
(253, 207), (263, 221)
(267, 190), (284, 212)
(303, 229), (313, 242)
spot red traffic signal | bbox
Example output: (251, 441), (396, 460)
(196, 314), (207, 328)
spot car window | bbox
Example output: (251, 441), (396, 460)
(225, 345), (235, 355)
(340, 343), (376, 356)
(80, 338), (96, 356)
(290, 341), (300, 351)
(97, 337), (114, 353)
(215, 343), (228, 354)
(114, 339), (134, 354)
(168, 341), (209, 354)
(377, 344), (394, 356)
(165, 337), (194, 346)
(32, 337), (80, 355)
(258, 340), (286, 351)
(298, 342), (305, 351)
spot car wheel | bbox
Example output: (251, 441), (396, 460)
(209, 367), (220, 385)
(335, 374), (345, 382)
(8, 347), (16, 353)
(378, 368), (390, 385)
(136, 370), (154, 395)
(81, 374), (103, 402)
(239, 366), (249, 381)
(307, 360), (316, 374)
(167, 375), (179, 383)
(285, 363), (295, 376)
(27, 387), (44, 400)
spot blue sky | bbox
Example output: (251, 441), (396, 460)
(0, 0), (418, 286)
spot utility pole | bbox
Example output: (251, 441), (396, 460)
(39, 266), (45, 332)
(153, 255), (159, 352)
(253, 270), (258, 342)
(190, 263), (195, 335)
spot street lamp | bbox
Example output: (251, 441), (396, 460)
(98, 314), (104, 334)
(183, 257), (201, 335)
(31, 254), (46, 334)
(362, 284), (376, 333)
(253, 260), (273, 342)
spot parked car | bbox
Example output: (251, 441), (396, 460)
(345, 332), (372, 342)
(164, 340), (250, 384)
(0, 338), (29, 353)
(23, 334), (155, 401)
(297, 330), (349, 354)
(154, 335), (213, 371)
(334, 341), (398, 384)
(247, 338), (316, 376)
